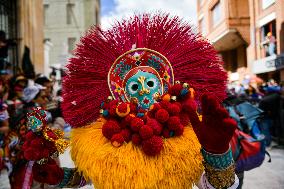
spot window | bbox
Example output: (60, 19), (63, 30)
(211, 1), (222, 28)
(66, 3), (75, 25)
(262, 0), (275, 9)
(199, 18), (206, 35)
(260, 20), (276, 57)
(43, 4), (49, 26)
(68, 37), (76, 53)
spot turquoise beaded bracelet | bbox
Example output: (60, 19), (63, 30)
(201, 147), (234, 170)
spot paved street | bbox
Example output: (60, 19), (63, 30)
(242, 145), (284, 189)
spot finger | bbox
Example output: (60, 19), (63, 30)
(222, 118), (237, 136)
(187, 108), (203, 138)
(182, 98), (201, 127)
(201, 94), (220, 116)
(214, 107), (230, 119)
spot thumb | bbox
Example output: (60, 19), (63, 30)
(182, 98), (202, 136)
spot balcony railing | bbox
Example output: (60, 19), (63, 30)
(252, 54), (284, 74)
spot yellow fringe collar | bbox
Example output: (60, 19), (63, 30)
(70, 119), (203, 189)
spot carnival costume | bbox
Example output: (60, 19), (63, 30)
(23, 13), (238, 189)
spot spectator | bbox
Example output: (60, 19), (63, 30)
(22, 83), (48, 109)
(265, 32), (276, 56)
(35, 74), (53, 100)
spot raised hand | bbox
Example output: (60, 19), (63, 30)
(186, 94), (237, 154)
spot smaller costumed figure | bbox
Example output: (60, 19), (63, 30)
(20, 107), (69, 189)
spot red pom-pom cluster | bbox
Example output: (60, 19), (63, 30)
(100, 84), (195, 156)
(22, 131), (57, 161)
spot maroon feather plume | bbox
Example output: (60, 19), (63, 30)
(62, 13), (227, 128)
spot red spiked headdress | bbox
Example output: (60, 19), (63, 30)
(62, 13), (227, 128)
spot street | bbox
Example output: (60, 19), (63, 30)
(242, 145), (284, 189)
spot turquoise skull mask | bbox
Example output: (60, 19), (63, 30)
(124, 68), (163, 109)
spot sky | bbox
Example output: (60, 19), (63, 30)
(101, 0), (197, 29)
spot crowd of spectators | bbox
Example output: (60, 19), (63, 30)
(227, 78), (283, 145)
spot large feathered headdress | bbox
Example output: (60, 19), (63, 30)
(62, 13), (227, 128)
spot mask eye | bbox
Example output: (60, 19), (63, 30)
(146, 78), (157, 89)
(132, 84), (139, 91)
(147, 81), (154, 87)
(127, 81), (139, 94)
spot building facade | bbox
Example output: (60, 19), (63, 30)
(0, 0), (45, 74)
(43, 0), (100, 72)
(248, 0), (284, 82)
(197, 0), (284, 82)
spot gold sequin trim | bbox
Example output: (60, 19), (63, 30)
(43, 127), (69, 154)
(204, 162), (235, 189)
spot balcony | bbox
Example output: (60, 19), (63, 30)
(211, 29), (247, 51)
(252, 54), (284, 74)
(207, 0), (250, 52)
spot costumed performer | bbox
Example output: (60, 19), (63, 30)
(22, 13), (239, 189)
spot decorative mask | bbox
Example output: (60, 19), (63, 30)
(108, 48), (174, 109)
(124, 68), (162, 109)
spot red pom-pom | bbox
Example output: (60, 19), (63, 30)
(102, 120), (121, 139)
(41, 148), (50, 158)
(139, 125), (154, 140)
(132, 134), (142, 145)
(124, 114), (134, 124)
(25, 131), (36, 140)
(22, 141), (30, 150)
(147, 118), (162, 135)
(159, 100), (171, 110)
(179, 112), (190, 126)
(168, 103), (181, 116)
(117, 103), (128, 113)
(175, 124), (184, 136)
(150, 103), (161, 112)
(174, 102), (182, 109)
(167, 116), (181, 130)
(108, 100), (118, 116)
(142, 136), (163, 156)
(130, 103), (137, 113)
(45, 140), (57, 150)
(147, 111), (154, 118)
(169, 84), (183, 96)
(24, 148), (41, 160)
(162, 128), (171, 138)
(121, 129), (131, 142)
(109, 104), (117, 116)
(30, 138), (44, 148)
(111, 133), (125, 147)
(130, 117), (144, 132)
(182, 98), (197, 113)
(155, 109), (169, 123)
(119, 119), (128, 129)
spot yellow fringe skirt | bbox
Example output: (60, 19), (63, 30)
(70, 118), (203, 189)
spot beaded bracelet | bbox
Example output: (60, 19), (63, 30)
(201, 147), (234, 170)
